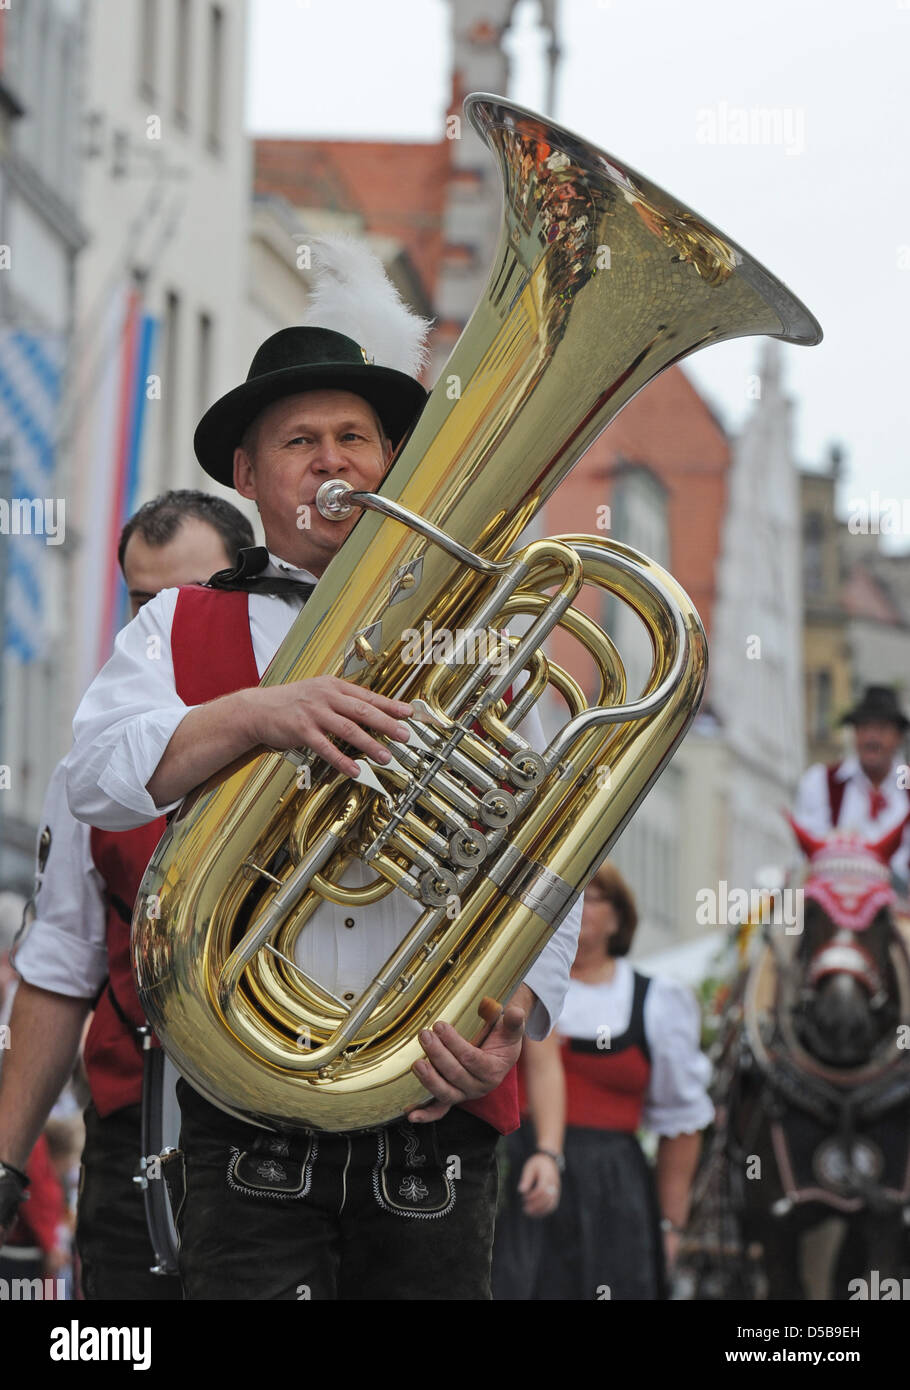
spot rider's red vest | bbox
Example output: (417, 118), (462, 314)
(826, 761), (910, 826)
(85, 586), (519, 1134)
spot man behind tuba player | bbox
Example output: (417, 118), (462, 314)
(63, 239), (582, 1300)
(0, 490), (255, 1298)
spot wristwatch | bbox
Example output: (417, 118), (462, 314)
(660, 1216), (683, 1234)
(535, 1147), (565, 1173)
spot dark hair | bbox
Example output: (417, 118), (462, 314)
(586, 861), (639, 957)
(117, 489), (255, 574)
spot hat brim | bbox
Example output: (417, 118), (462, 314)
(194, 363), (428, 487)
(841, 708), (910, 729)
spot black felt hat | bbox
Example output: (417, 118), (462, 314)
(841, 685), (910, 730)
(194, 326), (428, 487)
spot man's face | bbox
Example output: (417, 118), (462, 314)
(122, 516), (234, 617)
(232, 389), (393, 576)
(854, 719), (904, 784)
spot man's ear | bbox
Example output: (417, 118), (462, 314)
(233, 446), (256, 499)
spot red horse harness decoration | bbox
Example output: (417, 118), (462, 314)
(789, 818), (909, 1003)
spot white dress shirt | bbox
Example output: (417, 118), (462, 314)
(557, 960), (715, 1136)
(62, 552), (582, 1039)
(792, 755), (910, 880)
(13, 759), (108, 999)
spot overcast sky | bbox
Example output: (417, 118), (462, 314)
(247, 0), (910, 541)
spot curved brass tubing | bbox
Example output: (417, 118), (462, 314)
(133, 91), (818, 1131)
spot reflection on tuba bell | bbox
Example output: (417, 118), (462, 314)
(132, 94), (822, 1132)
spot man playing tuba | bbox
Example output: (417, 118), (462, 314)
(63, 241), (582, 1300)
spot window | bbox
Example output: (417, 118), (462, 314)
(38, 10), (57, 177)
(803, 510), (824, 596)
(139, 0), (158, 99)
(14, 0), (47, 169)
(206, 4), (224, 153)
(161, 291), (180, 487)
(196, 310), (213, 418)
(174, 0), (191, 127)
(57, 30), (77, 202)
(813, 669), (832, 741)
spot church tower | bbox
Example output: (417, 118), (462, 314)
(432, 1), (560, 374)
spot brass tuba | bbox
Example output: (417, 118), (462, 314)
(133, 94), (821, 1131)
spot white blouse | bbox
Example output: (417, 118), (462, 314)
(557, 959), (714, 1137)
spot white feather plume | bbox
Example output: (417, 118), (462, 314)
(300, 235), (433, 378)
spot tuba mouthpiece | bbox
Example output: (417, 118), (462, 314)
(315, 479), (356, 520)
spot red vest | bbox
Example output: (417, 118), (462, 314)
(83, 590), (258, 1117)
(826, 761), (910, 826)
(517, 972), (652, 1132)
(85, 818), (166, 1115)
(85, 585), (519, 1134)
(559, 1037), (651, 1131)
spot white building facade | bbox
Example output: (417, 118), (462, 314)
(0, 0), (251, 891)
(0, 0), (86, 891)
(709, 341), (807, 888)
(66, 0), (251, 709)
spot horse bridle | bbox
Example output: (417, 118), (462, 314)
(805, 932), (886, 996)
(738, 922), (910, 1212)
(756, 912), (910, 1086)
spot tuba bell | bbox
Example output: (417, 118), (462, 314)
(132, 94), (821, 1132)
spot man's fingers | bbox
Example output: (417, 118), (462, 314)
(294, 692), (413, 774)
(302, 732), (361, 779)
(329, 699), (412, 746)
(318, 712), (401, 766)
(326, 680), (412, 719)
(498, 1003), (528, 1039)
(411, 1055), (465, 1106)
(406, 1098), (451, 1124)
(417, 1024), (498, 1092)
(407, 1005), (529, 1120)
(255, 679), (413, 760)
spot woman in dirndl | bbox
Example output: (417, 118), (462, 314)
(492, 861), (714, 1300)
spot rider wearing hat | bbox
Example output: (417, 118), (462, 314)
(793, 684), (910, 886)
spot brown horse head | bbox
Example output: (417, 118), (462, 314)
(786, 816), (906, 1067)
